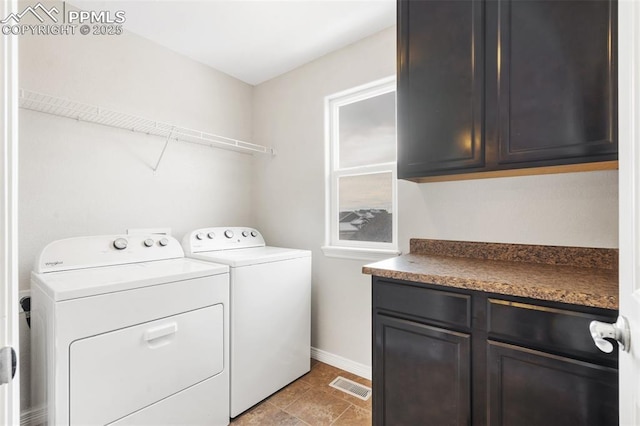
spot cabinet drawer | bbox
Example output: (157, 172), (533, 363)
(487, 298), (617, 364)
(375, 280), (471, 328)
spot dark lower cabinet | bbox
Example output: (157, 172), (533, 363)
(372, 277), (619, 426)
(375, 315), (471, 426)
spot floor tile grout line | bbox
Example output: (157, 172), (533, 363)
(282, 386), (352, 426)
(329, 390), (373, 410)
(278, 386), (314, 411)
(328, 402), (354, 426)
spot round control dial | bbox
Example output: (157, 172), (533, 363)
(224, 229), (234, 239)
(158, 238), (169, 247)
(196, 233), (205, 240)
(113, 238), (128, 250)
(143, 239), (154, 247)
(242, 231), (249, 237)
(207, 232), (216, 239)
(251, 230), (258, 237)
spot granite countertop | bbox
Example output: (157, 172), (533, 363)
(363, 239), (619, 310)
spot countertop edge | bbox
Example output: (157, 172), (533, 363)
(363, 266), (618, 311)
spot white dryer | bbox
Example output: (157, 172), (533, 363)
(182, 227), (311, 417)
(31, 234), (230, 426)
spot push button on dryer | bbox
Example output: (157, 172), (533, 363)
(113, 238), (128, 250)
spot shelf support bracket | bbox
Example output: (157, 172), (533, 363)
(152, 127), (174, 173)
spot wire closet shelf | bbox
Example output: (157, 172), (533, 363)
(19, 89), (272, 160)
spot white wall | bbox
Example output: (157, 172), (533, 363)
(19, 29), (254, 410)
(399, 171), (618, 250)
(252, 26), (619, 371)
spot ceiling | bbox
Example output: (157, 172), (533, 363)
(72, 1), (396, 85)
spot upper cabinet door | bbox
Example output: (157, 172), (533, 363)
(397, 0), (485, 179)
(490, 0), (618, 165)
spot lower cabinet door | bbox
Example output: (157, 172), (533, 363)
(374, 314), (471, 426)
(487, 340), (618, 426)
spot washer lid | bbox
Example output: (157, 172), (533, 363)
(189, 246), (311, 268)
(32, 258), (229, 301)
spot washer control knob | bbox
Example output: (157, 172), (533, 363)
(196, 233), (205, 240)
(242, 231), (249, 237)
(224, 229), (234, 239)
(143, 239), (154, 247)
(158, 238), (169, 247)
(207, 232), (216, 239)
(251, 230), (258, 237)
(113, 238), (128, 250)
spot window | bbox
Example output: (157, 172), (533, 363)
(323, 77), (399, 260)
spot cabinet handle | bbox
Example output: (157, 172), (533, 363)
(144, 322), (178, 342)
(589, 316), (630, 353)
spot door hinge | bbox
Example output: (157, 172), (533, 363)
(0, 346), (16, 385)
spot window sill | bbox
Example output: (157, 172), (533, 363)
(321, 246), (401, 261)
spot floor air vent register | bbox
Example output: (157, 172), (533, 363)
(329, 376), (372, 401)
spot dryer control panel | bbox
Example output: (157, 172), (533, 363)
(183, 227), (266, 254)
(35, 234), (184, 273)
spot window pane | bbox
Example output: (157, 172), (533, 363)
(338, 91), (396, 168)
(338, 172), (392, 243)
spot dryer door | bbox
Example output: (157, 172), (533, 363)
(69, 304), (224, 425)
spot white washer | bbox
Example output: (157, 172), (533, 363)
(182, 227), (311, 418)
(30, 234), (230, 426)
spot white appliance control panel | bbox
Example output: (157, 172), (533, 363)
(35, 234), (184, 273)
(183, 227), (266, 254)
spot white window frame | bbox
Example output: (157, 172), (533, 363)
(322, 76), (400, 261)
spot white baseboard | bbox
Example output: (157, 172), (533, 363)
(311, 347), (372, 380)
(21, 405), (46, 426)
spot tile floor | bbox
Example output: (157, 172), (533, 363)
(231, 359), (372, 426)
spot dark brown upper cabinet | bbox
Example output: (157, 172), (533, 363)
(397, 0), (485, 178)
(397, 0), (618, 182)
